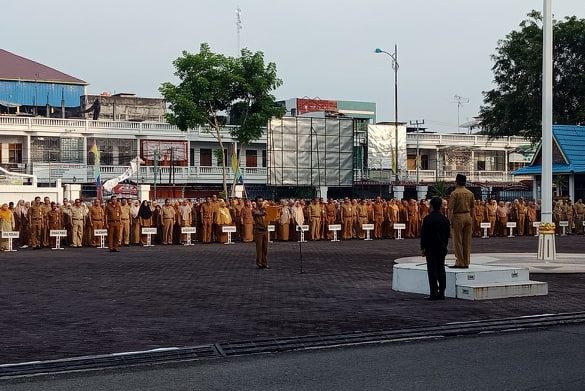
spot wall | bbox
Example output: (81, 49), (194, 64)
(81, 95), (166, 121)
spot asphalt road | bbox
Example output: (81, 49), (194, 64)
(3, 324), (585, 391)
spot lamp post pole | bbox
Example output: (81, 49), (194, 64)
(375, 45), (399, 183)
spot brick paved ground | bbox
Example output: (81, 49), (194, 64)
(1, 236), (584, 363)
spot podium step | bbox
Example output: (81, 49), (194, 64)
(456, 281), (548, 300)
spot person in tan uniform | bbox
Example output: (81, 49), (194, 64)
(406, 200), (419, 239)
(340, 198), (353, 240)
(516, 198), (527, 236)
(130, 200), (141, 245)
(324, 199), (337, 240)
(253, 196), (269, 269)
(372, 197), (384, 239)
(88, 200), (105, 247)
(27, 196), (44, 249)
(485, 199), (497, 237)
(161, 199), (176, 245)
(105, 196), (122, 252)
(309, 198), (321, 241)
(388, 199), (400, 239)
(69, 199), (85, 247)
(178, 199), (192, 244)
(40, 196), (52, 247)
(118, 198), (131, 246)
(566, 199), (575, 234)
(215, 199), (233, 243)
(496, 201), (509, 237)
(553, 200), (563, 235)
(526, 201), (537, 236)
(241, 199), (254, 242)
(356, 199), (369, 239)
(47, 202), (63, 248)
(574, 199), (585, 234)
(448, 174), (475, 268)
(200, 197), (214, 244)
(278, 200), (292, 241)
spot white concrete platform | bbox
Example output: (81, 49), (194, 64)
(392, 263), (548, 300)
(394, 253), (585, 274)
(457, 281), (548, 300)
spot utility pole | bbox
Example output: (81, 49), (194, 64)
(453, 95), (469, 133)
(410, 119), (424, 184)
(236, 7), (242, 54)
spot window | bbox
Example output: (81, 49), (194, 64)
(420, 155), (429, 170)
(246, 150), (257, 168)
(477, 160), (486, 171)
(190, 148), (195, 166)
(200, 148), (212, 167)
(262, 149), (267, 168)
(8, 144), (22, 164)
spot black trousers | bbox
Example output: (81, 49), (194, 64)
(426, 253), (446, 297)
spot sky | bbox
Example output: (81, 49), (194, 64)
(3, 0), (583, 132)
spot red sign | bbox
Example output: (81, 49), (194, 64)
(297, 98), (337, 114)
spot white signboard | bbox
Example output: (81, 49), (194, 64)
(1, 231), (19, 238)
(142, 227), (157, 235)
(393, 223), (406, 230)
(267, 225), (275, 232)
(506, 222), (517, 228)
(94, 229), (108, 236)
(362, 224), (375, 230)
(181, 227), (197, 234)
(480, 222), (491, 229)
(222, 226), (237, 233)
(297, 225), (309, 232)
(50, 230), (68, 237)
(559, 221), (569, 227)
(532, 221), (541, 227)
(328, 224), (342, 231)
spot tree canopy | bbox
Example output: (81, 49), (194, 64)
(480, 11), (585, 143)
(160, 43), (284, 195)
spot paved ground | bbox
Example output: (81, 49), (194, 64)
(1, 236), (585, 363)
(4, 324), (585, 390)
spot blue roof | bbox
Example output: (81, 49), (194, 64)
(513, 125), (585, 175)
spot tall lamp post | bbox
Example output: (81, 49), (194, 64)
(375, 45), (399, 182)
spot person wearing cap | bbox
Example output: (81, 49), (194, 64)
(105, 196), (122, 252)
(448, 174), (475, 268)
(420, 197), (450, 300)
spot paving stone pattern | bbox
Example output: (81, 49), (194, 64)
(1, 236), (584, 363)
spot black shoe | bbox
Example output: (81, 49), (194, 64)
(264, 266), (270, 269)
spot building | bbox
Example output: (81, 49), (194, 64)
(513, 125), (585, 201)
(0, 49), (87, 117)
(0, 52), (537, 200)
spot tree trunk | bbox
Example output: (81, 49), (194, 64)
(215, 128), (228, 197)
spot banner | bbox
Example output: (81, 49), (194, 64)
(102, 156), (144, 192)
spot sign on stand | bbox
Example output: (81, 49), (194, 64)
(141, 227), (157, 247)
(222, 225), (236, 245)
(1, 231), (19, 252)
(267, 225), (275, 243)
(393, 223), (406, 240)
(362, 224), (374, 241)
(480, 222), (491, 239)
(559, 221), (569, 236)
(533, 221), (541, 236)
(506, 222), (517, 238)
(49, 229), (67, 250)
(328, 224), (341, 242)
(181, 226), (197, 246)
(94, 229), (108, 249)
(296, 224), (308, 243)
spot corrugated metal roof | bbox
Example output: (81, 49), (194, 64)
(0, 49), (86, 85)
(513, 125), (585, 175)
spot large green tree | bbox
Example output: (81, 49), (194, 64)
(480, 11), (585, 143)
(160, 43), (284, 196)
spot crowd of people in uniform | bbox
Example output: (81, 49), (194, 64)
(1, 193), (583, 252)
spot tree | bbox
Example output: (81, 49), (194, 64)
(480, 11), (585, 143)
(160, 43), (284, 196)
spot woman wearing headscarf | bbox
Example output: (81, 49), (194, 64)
(0, 203), (15, 250)
(214, 199), (233, 243)
(130, 200), (141, 245)
(138, 200), (153, 245)
(13, 200), (28, 248)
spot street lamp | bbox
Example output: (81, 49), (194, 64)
(375, 45), (399, 182)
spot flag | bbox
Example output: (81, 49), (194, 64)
(89, 141), (102, 199)
(231, 146), (243, 184)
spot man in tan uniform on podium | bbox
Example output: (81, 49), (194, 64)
(448, 174), (475, 268)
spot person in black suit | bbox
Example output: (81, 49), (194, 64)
(420, 197), (450, 300)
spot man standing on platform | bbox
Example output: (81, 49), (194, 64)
(105, 196), (122, 252)
(420, 197), (450, 300)
(253, 196), (269, 269)
(448, 174), (475, 268)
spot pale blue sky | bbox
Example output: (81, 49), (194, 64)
(3, 1), (583, 131)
